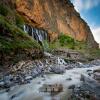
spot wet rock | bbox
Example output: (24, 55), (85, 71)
(80, 74), (100, 99)
(80, 75), (85, 81)
(44, 52), (52, 57)
(6, 88), (10, 92)
(39, 84), (63, 95)
(65, 66), (72, 70)
(25, 76), (32, 80)
(70, 84), (99, 100)
(10, 95), (16, 100)
(0, 75), (15, 88)
(86, 69), (93, 76)
(87, 69), (92, 72)
(90, 59), (100, 66)
(94, 72), (100, 81)
(93, 69), (100, 73)
(68, 85), (75, 89)
(88, 73), (92, 76)
(50, 66), (65, 74)
(32, 69), (39, 77)
(25, 75), (32, 83)
(12, 61), (25, 72)
(0, 80), (4, 86)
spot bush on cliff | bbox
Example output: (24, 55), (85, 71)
(0, 15), (41, 52)
(0, 15), (43, 65)
(0, 5), (9, 16)
(58, 33), (75, 49)
(49, 32), (88, 51)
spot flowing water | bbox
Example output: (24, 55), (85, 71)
(23, 25), (48, 44)
(0, 65), (100, 100)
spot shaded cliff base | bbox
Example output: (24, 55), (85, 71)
(0, 14), (43, 66)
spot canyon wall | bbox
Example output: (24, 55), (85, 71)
(16, 0), (98, 48)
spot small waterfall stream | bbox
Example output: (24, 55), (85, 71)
(23, 25), (48, 44)
(57, 57), (66, 65)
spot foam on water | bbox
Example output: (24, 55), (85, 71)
(0, 66), (100, 100)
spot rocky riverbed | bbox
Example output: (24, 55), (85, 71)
(0, 53), (100, 100)
(0, 65), (100, 100)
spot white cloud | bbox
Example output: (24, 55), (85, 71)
(72, 0), (83, 12)
(71, 0), (100, 43)
(92, 27), (100, 43)
(71, 0), (100, 12)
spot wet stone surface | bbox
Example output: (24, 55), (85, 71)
(39, 83), (63, 95)
(0, 58), (100, 90)
(68, 84), (100, 100)
(0, 52), (100, 100)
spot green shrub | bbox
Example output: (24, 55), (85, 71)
(49, 33), (88, 50)
(49, 39), (60, 50)
(89, 49), (100, 58)
(42, 40), (50, 51)
(74, 41), (87, 50)
(59, 33), (75, 46)
(0, 15), (41, 53)
(15, 14), (25, 29)
(0, 5), (8, 16)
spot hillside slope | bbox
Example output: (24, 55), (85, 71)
(0, 1), (43, 66)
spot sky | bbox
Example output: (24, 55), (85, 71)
(71, 0), (100, 43)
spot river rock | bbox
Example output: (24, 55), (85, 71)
(25, 76), (32, 81)
(39, 84), (63, 94)
(50, 66), (65, 74)
(94, 72), (100, 81)
(90, 59), (100, 66)
(66, 78), (72, 81)
(68, 84), (75, 89)
(0, 80), (5, 88)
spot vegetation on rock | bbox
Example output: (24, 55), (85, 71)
(0, 2), (42, 65)
(49, 33), (87, 51)
(0, 15), (41, 53)
(59, 33), (75, 48)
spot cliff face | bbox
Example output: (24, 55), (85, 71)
(0, 0), (43, 66)
(16, 0), (98, 48)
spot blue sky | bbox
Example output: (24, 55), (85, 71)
(71, 0), (100, 43)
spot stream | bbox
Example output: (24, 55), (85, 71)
(0, 65), (100, 100)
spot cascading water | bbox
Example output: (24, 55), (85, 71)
(57, 57), (66, 65)
(23, 25), (48, 45)
(23, 24), (67, 66)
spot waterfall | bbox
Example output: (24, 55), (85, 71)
(23, 25), (48, 45)
(57, 57), (66, 65)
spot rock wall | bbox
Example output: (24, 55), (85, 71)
(16, 0), (98, 48)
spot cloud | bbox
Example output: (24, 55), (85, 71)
(71, 0), (100, 12)
(92, 27), (100, 43)
(71, 0), (100, 43)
